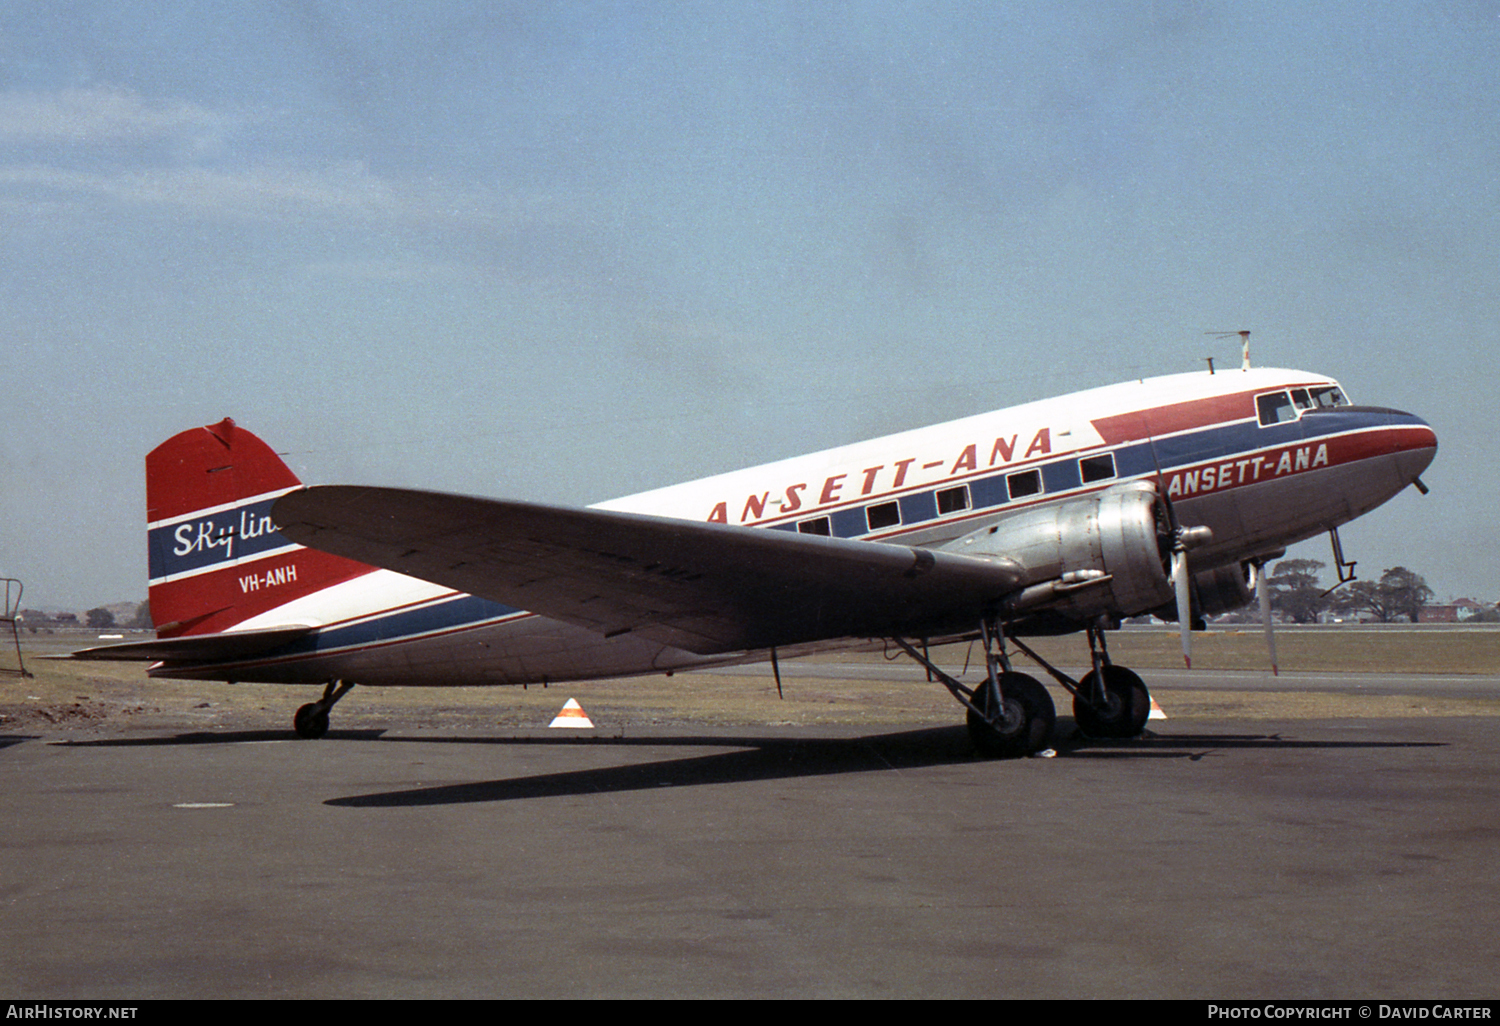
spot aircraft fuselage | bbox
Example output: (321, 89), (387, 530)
(148, 366), (1436, 687)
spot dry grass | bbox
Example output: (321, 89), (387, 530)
(4, 627), (1498, 736)
(877, 626), (1500, 675)
(1054, 626), (1500, 675)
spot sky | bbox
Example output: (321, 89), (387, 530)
(2, 0), (1497, 611)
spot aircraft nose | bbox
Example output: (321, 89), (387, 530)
(1393, 412), (1437, 485)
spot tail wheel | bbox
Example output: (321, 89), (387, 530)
(291, 680), (355, 739)
(293, 702), (331, 739)
(966, 671), (1056, 759)
(1074, 665), (1151, 739)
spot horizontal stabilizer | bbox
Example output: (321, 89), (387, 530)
(273, 486), (1028, 654)
(59, 624), (315, 663)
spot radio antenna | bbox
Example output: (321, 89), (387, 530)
(1205, 330), (1252, 370)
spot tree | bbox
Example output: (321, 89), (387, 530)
(85, 607), (115, 629)
(1334, 581), (1386, 622)
(126, 601), (152, 629)
(1380, 566), (1434, 623)
(1334, 567), (1434, 623)
(1267, 558), (1329, 624)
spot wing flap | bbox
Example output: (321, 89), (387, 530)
(273, 486), (1026, 654)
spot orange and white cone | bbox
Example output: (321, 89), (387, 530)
(548, 698), (595, 729)
(1148, 696), (1167, 720)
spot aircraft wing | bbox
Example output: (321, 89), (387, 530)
(273, 486), (1028, 654)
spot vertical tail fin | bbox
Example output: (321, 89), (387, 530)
(147, 418), (373, 636)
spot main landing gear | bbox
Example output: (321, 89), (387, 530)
(893, 619), (1152, 758)
(293, 679), (356, 739)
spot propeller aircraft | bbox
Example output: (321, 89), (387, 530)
(67, 361), (1436, 757)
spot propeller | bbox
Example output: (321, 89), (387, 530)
(1253, 560), (1280, 676)
(1159, 489), (1211, 669)
(1170, 527), (1212, 668)
(1171, 547), (1193, 669)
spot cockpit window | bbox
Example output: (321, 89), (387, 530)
(1258, 384), (1349, 425)
(1256, 391), (1298, 426)
(1310, 385), (1347, 408)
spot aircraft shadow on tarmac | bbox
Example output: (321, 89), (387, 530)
(45, 723), (1446, 807)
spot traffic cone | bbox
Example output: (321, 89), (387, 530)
(548, 698), (595, 728)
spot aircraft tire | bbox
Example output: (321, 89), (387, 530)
(1073, 666), (1150, 739)
(966, 671), (1055, 759)
(293, 703), (330, 740)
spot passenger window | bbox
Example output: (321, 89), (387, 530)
(865, 501), (901, 531)
(1007, 469), (1042, 499)
(935, 486), (970, 515)
(797, 517), (831, 536)
(1079, 453), (1116, 484)
(1256, 391), (1297, 426)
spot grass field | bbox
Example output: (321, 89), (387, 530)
(995, 624), (1500, 675)
(3, 626), (1499, 735)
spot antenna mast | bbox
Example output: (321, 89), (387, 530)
(1205, 330), (1253, 370)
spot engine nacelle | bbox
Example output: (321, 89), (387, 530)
(944, 481), (1174, 621)
(1153, 562), (1259, 624)
(1151, 561), (1258, 624)
(1193, 562), (1257, 616)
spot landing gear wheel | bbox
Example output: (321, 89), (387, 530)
(291, 680), (355, 739)
(293, 702), (330, 740)
(966, 671), (1056, 759)
(1073, 665), (1150, 739)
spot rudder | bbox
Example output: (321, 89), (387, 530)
(146, 418), (374, 636)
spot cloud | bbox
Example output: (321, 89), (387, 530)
(0, 85), (593, 230)
(0, 160), (390, 222)
(0, 156), (585, 237)
(0, 85), (234, 143)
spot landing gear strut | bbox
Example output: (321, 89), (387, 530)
(894, 618), (1154, 757)
(894, 618), (1056, 759)
(293, 679), (356, 739)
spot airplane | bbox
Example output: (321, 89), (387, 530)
(66, 361), (1437, 757)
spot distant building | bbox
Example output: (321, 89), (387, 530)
(16, 609), (80, 629)
(1419, 599), (1496, 623)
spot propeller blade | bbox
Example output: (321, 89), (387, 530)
(1157, 485), (1210, 672)
(1172, 548), (1193, 669)
(1255, 563), (1280, 676)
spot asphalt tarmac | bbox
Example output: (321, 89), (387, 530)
(3, 698), (1498, 998)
